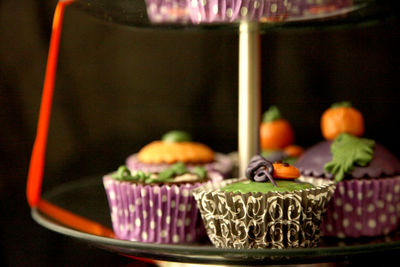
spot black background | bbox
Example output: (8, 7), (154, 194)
(1, 1), (400, 266)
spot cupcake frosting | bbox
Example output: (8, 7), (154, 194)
(296, 140), (400, 180)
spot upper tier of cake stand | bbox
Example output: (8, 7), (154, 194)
(70, 0), (397, 30)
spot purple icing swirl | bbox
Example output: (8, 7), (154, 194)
(246, 155), (277, 186)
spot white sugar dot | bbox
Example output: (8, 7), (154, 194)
(368, 219), (377, 228)
(355, 222), (362, 230)
(337, 232), (345, 239)
(177, 219), (183, 227)
(366, 191), (374, 198)
(135, 218), (141, 227)
(141, 188), (147, 196)
(112, 206), (118, 213)
(377, 200), (385, 209)
(142, 232), (148, 240)
(185, 218), (191, 226)
(179, 204), (186, 212)
(344, 204), (353, 212)
(149, 200), (154, 207)
(394, 184), (400, 193)
(153, 187), (160, 194)
(162, 195), (167, 202)
(191, 0), (198, 8)
(143, 210), (148, 219)
(389, 205), (395, 213)
(335, 198), (343, 206)
(367, 204), (375, 213)
(347, 190), (354, 199)
(128, 224), (133, 231)
(339, 186), (345, 195)
(118, 209), (122, 216)
(254, 1), (260, 9)
(226, 8), (233, 18)
(270, 4), (278, 13)
(175, 187), (180, 195)
(386, 194), (393, 202)
(187, 204), (192, 211)
(186, 234), (192, 242)
(157, 209), (162, 217)
(109, 191), (116, 200)
(129, 204), (135, 213)
(240, 7), (248, 16)
(379, 214), (387, 223)
(326, 224), (333, 232)
(212, 5), (218, 14)
(124, 209), (129, 216)
(171, 200), (176, 208)
(390, 215), (397, 224)
(182, 189), (189, 197)
(166, 216), (171, 224)
(201, 0), (207, 6)
(161, 230), (167, 238)
(342, 219), (350, 228)
(332, 212), (338, 220)
(150, 221), (155, 229)
(119, 224), (124, 232)
(172, 234), (180, 243)
(356, 207), (362, 216)
(357, 193), (363, 200)
(136, 198), (142, 205)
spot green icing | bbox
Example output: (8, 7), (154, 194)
(220, 180), (314, 194)
(324, 133), (375, 182)
(330, 101), (352, 109)
(112, 163), (207, 184)
(162, 130), (191, 143)
(262, 106), (282, 122)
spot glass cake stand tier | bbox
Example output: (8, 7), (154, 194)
(70, 0), (398, 30)
(32, 176), (400, 265)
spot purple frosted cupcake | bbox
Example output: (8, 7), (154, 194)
(126, 130), (234, 179)
(295, 102), (400, 238)
(103, 163), (218, 243)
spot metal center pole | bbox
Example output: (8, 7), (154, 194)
(238, 21), (261, 177)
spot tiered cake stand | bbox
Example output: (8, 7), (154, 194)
(28, 0), (400, 265)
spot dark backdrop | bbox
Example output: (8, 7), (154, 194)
(1, 0), (400, 266)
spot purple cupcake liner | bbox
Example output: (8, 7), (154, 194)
(145, 0), (191, 23)
(320, 176), (400, 238)
(103, 175), (208, 243)
(126, 153), (234, 179)
(188, 0), (290, 24)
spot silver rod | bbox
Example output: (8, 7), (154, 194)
(238, 21), (261, 177)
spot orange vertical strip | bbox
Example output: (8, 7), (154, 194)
(27, 0), (75, 207)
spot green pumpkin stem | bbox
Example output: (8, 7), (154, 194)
(262, 106), (282, 122)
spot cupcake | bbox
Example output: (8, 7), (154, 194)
(295, 102), (400, 238)
(103, 162), (215, 243)
(193, 155), (336, 249)
(260, 106), (304, 165)
(126, 130), (234, 179)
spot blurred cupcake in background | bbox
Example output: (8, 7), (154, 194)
(296, 102), (400, 238)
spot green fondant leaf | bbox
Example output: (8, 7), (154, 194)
(262, 106), (282, 122)
(162, 130), (191, 143)
(330, 101), (352, 109)
(193, 166), (207, 179)
(324, 133), (375, 182)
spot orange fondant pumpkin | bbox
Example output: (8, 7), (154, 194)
(321, 102), (364, 140)
(260, 106), (294, 150)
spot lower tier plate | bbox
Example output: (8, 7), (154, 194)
(32, 176), (400, 265)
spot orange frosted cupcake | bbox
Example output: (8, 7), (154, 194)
(126, 130), (233, 179)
